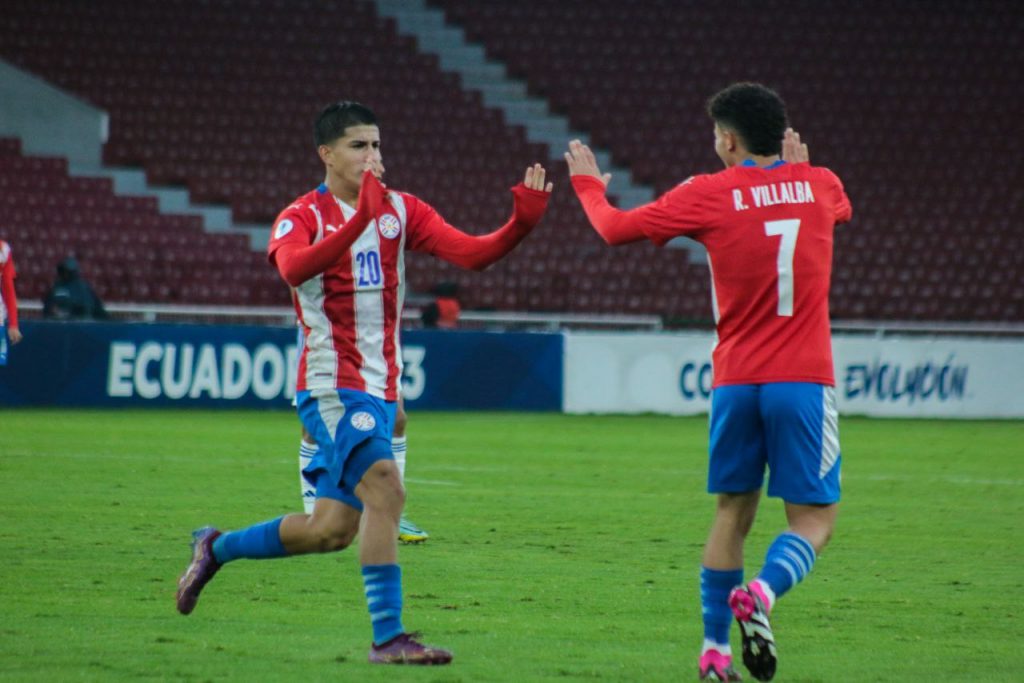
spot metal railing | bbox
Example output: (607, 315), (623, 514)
(15, 301), (1024, 335)
(15, 301), (664, 331)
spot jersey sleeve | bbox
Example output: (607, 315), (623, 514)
(633, 176), (718, 246)
(403, 186), (545, 270)
(825, 169), (853, 224)
(571, 174), (715, 247)
(267, 203), (318, 264)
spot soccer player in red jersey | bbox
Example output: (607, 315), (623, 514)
(0, 239), (23, 366)
(177, 101), (553, 665)
(566, 83), (851, 682)
(293, 331), (428, 544)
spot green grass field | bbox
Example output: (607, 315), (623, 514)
(1, 410), (1022, 682)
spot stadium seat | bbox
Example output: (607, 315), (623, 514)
(4, 0), (1019, 321)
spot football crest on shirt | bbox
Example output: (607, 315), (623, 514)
(377, 214), (401, 239)
(350, 411), (376, 431)
(274, 219), (294, 239)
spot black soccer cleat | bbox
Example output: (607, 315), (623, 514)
(728, 584), (777, 681)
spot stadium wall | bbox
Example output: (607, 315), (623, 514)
(0, 321), (562, 411)
(1, 322), (1020, 418)
(564, 332), (1022, 419)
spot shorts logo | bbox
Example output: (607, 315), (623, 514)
(377, 214), (401, 239)
(350, 411), (376, 431)
(274, 219), (294, 239)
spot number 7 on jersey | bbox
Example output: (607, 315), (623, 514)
(764, 219), (800, 316)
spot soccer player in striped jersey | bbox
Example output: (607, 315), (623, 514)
(0, 239), (23, 366)
(567, 83), (851, 682)
(176, 101), (552, 665)
(299, 407), (426, 542)
(295, 327), (427, 543)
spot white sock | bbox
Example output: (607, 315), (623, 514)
(299, 439), (318, 514)
(752, 578), (777, 612)
(702, 638), (732, 656)
(392, 435), (407, 482)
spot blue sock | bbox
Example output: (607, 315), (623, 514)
(756, 532), (816, 600)
(701, 566), (743, 649)
(363, 564), (404, 646)
(212, 517), (288, 564)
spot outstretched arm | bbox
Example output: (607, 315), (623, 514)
(271, 170), (385, 286)
(414, 164), (553, 271)
(568, 140), (716, 246)
(565, 140), (647, 245)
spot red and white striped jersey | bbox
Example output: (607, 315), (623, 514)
(267, 184), (471, 401)
(0, 240), (16, 327)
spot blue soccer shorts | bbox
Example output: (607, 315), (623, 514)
(0, 324), (7, 366)
(708, 382), (840, 504)
(296, 388), (397, 512)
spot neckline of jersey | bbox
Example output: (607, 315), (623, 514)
(740, 159), (787, 170)
(316, 183), (356, 211)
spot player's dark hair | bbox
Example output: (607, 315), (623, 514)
(707, 83), (788, 156)
(314, 101), (377, 147)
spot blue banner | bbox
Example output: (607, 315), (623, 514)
(400, 330), (562, 411)
(0, 321), (562, 411)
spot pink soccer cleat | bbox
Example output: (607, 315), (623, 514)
(699, 649), (743, 681)
(729, 584), (777, 681)
(368, 633), (453, 665)
(176, 526), (222, 615)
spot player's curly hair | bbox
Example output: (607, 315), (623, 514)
(314, 101), (377, 147)
(707, 83), (787, 156)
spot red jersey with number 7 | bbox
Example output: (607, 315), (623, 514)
(575, 161), (852, 387)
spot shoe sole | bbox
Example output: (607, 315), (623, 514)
(736, 617), (776, 681)
(176, 530), (219, 615)
(699, 668), (743, 682)
(369, 655), (452, 665)
(398, 536), (428, 544)
(730, 589), (776, 682)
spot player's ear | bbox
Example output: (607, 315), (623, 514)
(317, 144), (332, 166)
(725, 130), (738, 153)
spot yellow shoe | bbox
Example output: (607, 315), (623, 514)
(398, 518), (429, 544)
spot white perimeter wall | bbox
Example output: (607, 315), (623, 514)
(564, 331), (1024, 418)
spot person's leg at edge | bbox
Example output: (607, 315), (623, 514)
(393, 397), (429, 543)
(392, 398), (408, 481)
(299, 425), (318, 515)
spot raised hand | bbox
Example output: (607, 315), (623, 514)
(357, 169), (386, 216)
(564, 139), (611, 186)
(782, 128), (809, 164)
(524, 163), (554, 193)
(364, 158), (386, 180)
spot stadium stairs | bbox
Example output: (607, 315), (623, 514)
(372, 0), (705, 264)
(0, 136), (287, 308)
(0, 58), (268, 251)
(0, 0), (714, 322)
(422, 0), (1024, 323)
